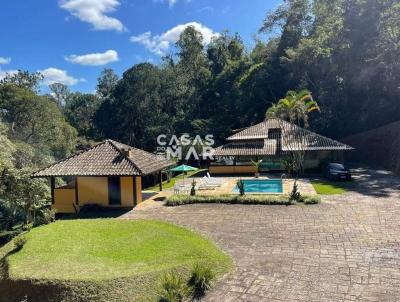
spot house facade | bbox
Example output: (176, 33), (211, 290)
(32, 140), (174, 213)
(209, 118), (354, 174)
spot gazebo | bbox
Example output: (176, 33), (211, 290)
(32, 140), (174, 213)
(210, 118), (354, 174)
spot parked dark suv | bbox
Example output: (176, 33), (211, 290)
(324, 163), (352, 180)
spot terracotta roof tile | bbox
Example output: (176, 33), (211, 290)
(213, 140), (277, 156)
(217, 118), (353, 156)
(32, 140), (174, 177)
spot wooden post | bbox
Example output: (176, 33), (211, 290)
(159, 170), (163, 192)
(75, 177), (79, 205)
(50, 177), (55, 204)
(133, 176), (137, 206)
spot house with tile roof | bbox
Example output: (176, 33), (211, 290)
(32, 140), (175, 213)
(209, 118), (354, 174)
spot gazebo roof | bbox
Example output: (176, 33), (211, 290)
(214, 118), (353, 156)
(32, 140), (175, 177)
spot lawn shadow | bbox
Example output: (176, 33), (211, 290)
(309, 164), (400, 198)
(57, 206), (132, 220)
(142, 191), (158, 201)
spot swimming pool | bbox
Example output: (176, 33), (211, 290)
(233, 179), (283, 194)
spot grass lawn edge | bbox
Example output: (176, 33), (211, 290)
(0, 219), (233, 302)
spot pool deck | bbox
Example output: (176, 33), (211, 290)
(195, 177), (316, 196)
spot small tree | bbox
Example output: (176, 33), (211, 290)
(251, 159), (263, 178)
(190, 179), (197, 196)
(265, 89), (319, 128)
(96, 68), (119, 99)
(289, 181), (301, 204)
(49, 82), (70, 107)
(267, 90), (320, 194)
(276, 118), (308, 199)
(237, 179), (245, 196)
(282, 158), (295, 177)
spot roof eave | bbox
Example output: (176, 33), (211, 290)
(141, 161), (176, 176)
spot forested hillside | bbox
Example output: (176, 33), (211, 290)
(0, 0), (399, 234)
(94, 0), (399, 148)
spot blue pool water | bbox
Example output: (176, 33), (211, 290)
(233, 179), (283, 194)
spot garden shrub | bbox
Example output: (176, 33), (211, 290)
(188, 263), (215, 300)
(303, 195), (321, 204)
(159, 273), (189, 302)
(159, 264), (217, 302)
(13, 234), (27, 251)
(166, 194), (320, 206)
(166, 194), (291, 206)
(34, 208), (56, 226)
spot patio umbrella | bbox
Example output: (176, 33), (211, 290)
(170, 164), (198, 185)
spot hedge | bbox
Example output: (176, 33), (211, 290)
(165, 194), (320, 206)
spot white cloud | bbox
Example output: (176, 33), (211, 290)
(130, 22), (219, 56)
(0, 70), (18, 80)
(60, 0), (125, 32)
(153, 0), (191, 8)
(196, 6), (214, 13)
(65, 49), (119, 66)
(0, 57), (11, 65)
(39, 68), (85, 86)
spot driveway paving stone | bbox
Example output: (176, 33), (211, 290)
(121, 166), (400, 301)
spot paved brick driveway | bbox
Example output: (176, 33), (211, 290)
(122, 167), (400, 301)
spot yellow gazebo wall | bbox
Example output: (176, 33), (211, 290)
(78, 177), (109, 207)
(135, 176), (142, 204)
(120, 176), (134, 207)
(53, 176), (143, 213)
(53, 189), (76, 213)
(120, 176), (142, 206)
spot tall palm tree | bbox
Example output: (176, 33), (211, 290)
(266, 89), (319, 128)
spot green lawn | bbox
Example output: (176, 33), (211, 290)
(311, 179), (356, 195)
(146, 169), (204, 191)
(1, 219), (232, 301)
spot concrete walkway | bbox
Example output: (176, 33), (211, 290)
(122, 167), (400, 301)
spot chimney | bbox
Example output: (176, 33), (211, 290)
(122, 148), (133, 158)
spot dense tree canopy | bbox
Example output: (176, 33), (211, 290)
(96, 68), (119, 99)
(258, 0), (400, 136)
(64, 92), (102, 140)
(0, 74), (73, 238)
(1, 0), (398, 159)
(0, 84), (76, 164)
(92, 0), (399, 150)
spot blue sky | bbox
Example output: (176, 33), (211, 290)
(0, 0), (281, 93)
